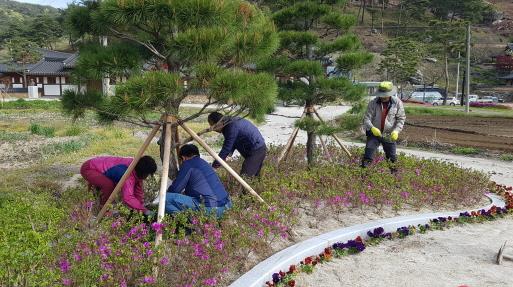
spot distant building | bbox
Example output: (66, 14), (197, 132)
(0, 49), (78, 97)
(496, 43), (513, 85)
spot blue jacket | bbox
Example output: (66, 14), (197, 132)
(218, 117), (266, 160)
(167, 156), (230, 207)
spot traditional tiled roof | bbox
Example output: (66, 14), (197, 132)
(0, 49), (78, 76)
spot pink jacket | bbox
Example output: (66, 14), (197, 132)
(87, 156), (146, 212)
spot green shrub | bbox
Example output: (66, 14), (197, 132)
(500, 154), (513, 161)
(0, 191), (65, 285)
(1, 99), (61, 110)
(29, 123), (56, 137)
(450, 146), (481, 155)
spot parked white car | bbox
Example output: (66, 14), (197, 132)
(432, 97), (459, 106)
(410, 91), (443, 103)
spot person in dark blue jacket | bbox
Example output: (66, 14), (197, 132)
(208, 112), (267, 177)
(165, 144), (231, 218)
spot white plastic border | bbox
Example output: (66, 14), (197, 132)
(230, 193), (505, 287)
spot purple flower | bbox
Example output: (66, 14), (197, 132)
(120, 280), (127, 287)
(151, 222), (164, 234)
(160, 257), (170, 266)
(72, 252), (81, 262)
(272, 273), (280, 283)
(400, 191), (409, 199)
(214, 240), (224, 251)
(203, 277), (217, 286)
(143, 276), (155, 284)
(59, 258), (70, 273)
(111, 219), (122, 229)
(100, 274), (109, 281)
(359, 193), (370, 205)
(62, 278), (72, 286)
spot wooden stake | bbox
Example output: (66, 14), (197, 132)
(277, 127), (299, 164)
(318, 135), (333, 162)
(312, 107), (352, 158)
(277, 109), (307, 164)
(95, 122), (161, 223)
(178, 120), (269, 207)
(155, 116), (173, 246)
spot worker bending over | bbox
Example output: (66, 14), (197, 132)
(208, 112), (267, 177)
(80, 155), (157, 216)
(165, 144), (231, 218)
(361, 81), (406, 172)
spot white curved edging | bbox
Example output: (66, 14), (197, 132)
(230, 193), (505, 287)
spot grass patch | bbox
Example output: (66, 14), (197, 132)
(0, 99), (61, 110)
(451, 146), (481, 155)
(405, 105), (513, 118)
(0, 131), (30, 142)
(500, 154), (513, 161)
(29, 123), (55, 137)
(62, 125), (84, 136)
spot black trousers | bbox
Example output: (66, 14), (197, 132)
(241, 146), (267, 177)
(361, 131), (397, 167)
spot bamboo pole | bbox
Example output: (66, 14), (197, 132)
(318, 135), (333, 162)
(155, 116), (173, 246)
(178, 120), (269, 207)
(95, 122), (161, 223)
(277, 126), (299, 164)
(312, 107), (352, 158)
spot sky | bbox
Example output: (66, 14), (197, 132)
(15, 0), (71, 9)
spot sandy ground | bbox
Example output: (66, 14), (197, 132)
(295, 219), (513, 287)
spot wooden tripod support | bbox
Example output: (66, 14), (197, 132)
(155, 116), (173, 246)
(276, 106), (353, 164)
(178, 120), (269, 207)
(312, 107), (352, 158)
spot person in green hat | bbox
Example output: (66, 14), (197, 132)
(361, 81), (406, 172)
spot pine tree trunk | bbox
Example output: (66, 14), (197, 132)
(305, 104), (315, 166)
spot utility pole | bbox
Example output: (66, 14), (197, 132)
(455, 51), (460, 100)
(465, 23), (471, 113)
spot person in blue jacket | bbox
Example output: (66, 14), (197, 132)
(165, 144), (231, 218)
(208, 112), (267, 177)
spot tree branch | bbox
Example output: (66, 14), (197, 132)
(108, 28), (166, 60)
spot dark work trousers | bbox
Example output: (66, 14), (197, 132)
(361, 131), (397, 168)
(241, 146), (267, 177)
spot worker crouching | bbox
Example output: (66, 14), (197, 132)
(165, 144), (232, 218)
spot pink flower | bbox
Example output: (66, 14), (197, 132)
(143, 276), (155, 284)
(257, 229), (264, 237)
(120, 280), (127, 287)
(62, 278), (72, 286)
(72, 252), (81, 262)
(359, 193), (370, 205)
(59, 258), (70, 273)
(203, 277), (217, 286)
(401, 191), (410, 199)
(111, 219), (122, 229)
(214, 240), (224, 251)
(151, 222), (164, 234)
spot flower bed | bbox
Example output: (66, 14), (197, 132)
(264, 184), (513, 287)
(19, 148), (494, 286)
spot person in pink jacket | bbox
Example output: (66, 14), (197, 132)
(80, 155), (157, 215)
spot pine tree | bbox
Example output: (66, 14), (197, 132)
(62, 0), (279, 177)
(259, 0), (372, 165)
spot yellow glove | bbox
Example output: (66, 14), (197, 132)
(391, 131), (399, 141)
(371, 127), (382, 137)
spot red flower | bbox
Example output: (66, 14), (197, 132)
(355, 236), (363, 243)
(288, 265), (296, 273)
(288, 280), (296, 287)
(304, 257), (313, 265)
